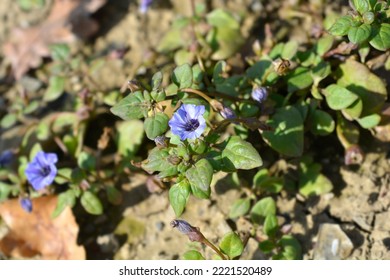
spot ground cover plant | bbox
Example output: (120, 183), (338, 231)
(0, 0), (389, 260)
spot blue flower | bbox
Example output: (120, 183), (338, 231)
(20, 198), (33, 213)
(168, 104), (206, 140)
(25, 151), (58, 191)
(251, 87), (268, 103)
(139, 0), (153, 13)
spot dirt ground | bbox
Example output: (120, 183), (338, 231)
(1, 0), (390, 260)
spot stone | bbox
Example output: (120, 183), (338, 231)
(313, 224), (353, 260)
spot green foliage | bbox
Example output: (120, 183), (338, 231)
(186, 159), (213, 199)
(229, 198), (251, 219)
(329, 0), (390, 50)
(80, 191), (103, 215)
(219, 232), (244, 259)
(262, 106), (304, 157)
(222, 136), (263, 171)
(110, 91), (150, 120)
(183, 250), (205, 260)
(169, 180), (191, 216)
(144, 113), (169, 140)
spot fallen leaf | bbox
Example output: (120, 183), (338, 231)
(3, 0), (106, 79)
(0, 195), (85, 259)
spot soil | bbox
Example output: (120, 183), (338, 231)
(1, 0), (389, 260)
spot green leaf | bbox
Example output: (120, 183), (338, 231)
(183, 250), (205, 260)
(310, 110), (335, 136)
(106, 186), (123, 205)
(312, 61), (331, 85)
(44, 76), (65, 102)
(253, 169), (284, 193)
(24, 100), (39, 114)
(250, 197), (276, 224)
(142, 147), (178, 175)
(337, 60), (387, 115)
(151, 71), (163, 90)
(206, 10), (244, 60)
(348, 24), (372, 44)
(219, 232), (244, 259)
(352, 0), (370, 14)
(328, 15), (354, 36)
(1, 113), (17, 129)
(356, 113), (381, 128)
(299, 160), (333, 197)
(324, 84), (359, 110)
(281, 41), (299, 59)
(81, 191), (103, 215)
(229, 198), (251, 219)
(144, 113), (169, 140)
(207, 9), (240, 29)
(246, 59), (273, 81)
(110, 91), (150, 120)
(316, 35), (334, 56)
(52, 112), (78, 134)
(0, 182), (13, 202)
(222, 136), (263, 171)
(262, 106), (304, 157)
(157, 28), (186, 53)
(17, 0), (45, 10)
(117, 120), (144, 157)
(369, 23), (390, 51)
(169, 180), (190, 217)
(49, 44), (70, 61)
(286, 67), (314, 93)
(54, 168), (72, 184)
(264, 214), (279, 237)
(185, 159), (213, 199)
(78, 151), (96, 171)
(336, 115), (360, 149)
(172, 64), (193, 89)
(276, 235), (302, 260)
(52, 189), (76, 218)
(29, 143), (42, 160)
(259, 240), (276, 253)
(343, 98), (363, 119)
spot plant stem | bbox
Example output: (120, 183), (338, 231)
(202, 237), (227, 260)
(182, 88), (213, 103)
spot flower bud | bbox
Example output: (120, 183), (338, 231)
(220, 106), (237, 119)
(154, 135), (168, 148)
(20, 198), (33, 213)
(251, 87), (268, 103)
(170, 219), (205, 242)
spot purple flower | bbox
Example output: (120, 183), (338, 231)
(168, 104), (206, 141)
(25, 151), (58, 191)
(139, 0), (153, 13)
(0, 150), (13, 167)
(251, 87), (268, 103)
(20, 198), (33, 213)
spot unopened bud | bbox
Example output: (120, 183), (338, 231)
(251, 87), (268, 103)
(220, 106), (237, 119)
(20, 198), (33, 213)
(170, 219), (205, 242)
(154, 135), (168, 148)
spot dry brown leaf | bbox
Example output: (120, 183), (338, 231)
(0, 195), (86, 259)
(3, 0), (106, 80)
